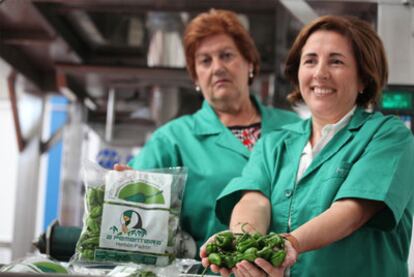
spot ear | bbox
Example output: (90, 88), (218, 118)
(357, 80), (365, 93)
(248, 63), (254, 73)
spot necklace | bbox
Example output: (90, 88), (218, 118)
(245, 103), (259, 126)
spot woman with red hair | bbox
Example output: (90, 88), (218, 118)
(127, 9), (298, 254)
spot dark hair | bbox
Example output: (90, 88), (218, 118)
(285, 15), (388, 107)
(184, 9), (260, 85)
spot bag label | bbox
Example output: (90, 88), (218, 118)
(99, 170), (173, 253)
(99, 203), (169, 253)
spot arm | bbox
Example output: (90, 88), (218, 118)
(241, 198), (384, 277)
(229, 191), (271, 234)
(291, 198), (384, 253)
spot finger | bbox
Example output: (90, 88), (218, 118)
(210, 264), (221, 273)
(232, 267), (247, 277)
(254, 258), (284, 277)
(199, 244), (207, 258)
(201, 257), (210, 268)
(219, 267), (233, 277)
(236, 261), (264, 277)
(281, 241), (298, 267)
(114, 164), (125, 171)
(199, 234), (218, 259)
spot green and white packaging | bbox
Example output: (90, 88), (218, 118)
(0, 255), (69, 274)
(73, 161), (187, 267)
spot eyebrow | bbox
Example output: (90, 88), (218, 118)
(301, 52), (346, 58)
(195, 47), (235, 57)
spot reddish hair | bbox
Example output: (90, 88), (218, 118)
(184, 9), (260, 85)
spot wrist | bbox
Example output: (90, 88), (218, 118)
(280, 233), (300, 253)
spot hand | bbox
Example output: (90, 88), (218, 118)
(248, 239), (298, 277)
(200, 232), (233, 277)
(113, 163), (132, 171)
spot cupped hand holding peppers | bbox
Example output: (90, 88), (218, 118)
(200, 227), (298, 277)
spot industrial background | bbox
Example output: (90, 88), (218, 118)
(0, 0), (413, 273)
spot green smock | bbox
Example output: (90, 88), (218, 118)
(217, 108), (414, 276)
(128, 97), (299, 252)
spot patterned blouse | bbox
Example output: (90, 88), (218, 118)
(229, 122), (261, 151)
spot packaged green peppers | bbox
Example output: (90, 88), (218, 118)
(204, 226), (287, 270)
(73, 161), (187, 267)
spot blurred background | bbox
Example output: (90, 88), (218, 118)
(0, 0), (413, 271)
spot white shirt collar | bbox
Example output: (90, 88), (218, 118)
(296, 106), (356, 183)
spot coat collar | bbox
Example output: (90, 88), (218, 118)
(192, 96), (275, 158)
(192, 95), (286, 136)
(283, 107), (373, 182)
(282, 107), (371, 134)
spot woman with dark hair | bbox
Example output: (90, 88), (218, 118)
(124, 9), (298, 253)
(202, 15), (414, 276)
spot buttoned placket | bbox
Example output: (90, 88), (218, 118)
(286, 106), (356, 233)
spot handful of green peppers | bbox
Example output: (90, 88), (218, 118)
(75, 185), (105, 261)
(205, 229), (286, 269)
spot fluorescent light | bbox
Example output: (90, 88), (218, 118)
(60, 87), (77, 102)
(84, 97), (97, 111)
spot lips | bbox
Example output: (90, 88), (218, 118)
(214, 79), (231, 86)
(312, 86), (335, 96)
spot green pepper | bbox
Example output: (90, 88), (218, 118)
(79, 236), (99, 247)
(235, 232), (249, 244)
(208, 253), (222, 266)
(237, 247), (258, 262)
(80, 249), (94, 260)
(236, 238), (258, 253)
(264, 233), (284, 248)
(86, 217), (100, 234)
(215, 231), (234, 250)
(89, 205), (102, 218)
(252, 232), (262, 241)
(257, 246), (273, 260)
(223, 254), (237, 268)
(206, 243), (218, 255)
(270, 249), (286, 267)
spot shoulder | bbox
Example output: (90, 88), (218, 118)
(363, 111), (413, 140)
(261, 105), (300, 123)
(151, 114), (195, 137)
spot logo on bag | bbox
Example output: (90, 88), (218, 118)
(117, 181), (165, 205)
(109, 209), (147, 237)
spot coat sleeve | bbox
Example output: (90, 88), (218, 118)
(128, 131), (181, 170)
(215, 135), (276, 225)
(335, 117), (414, 230)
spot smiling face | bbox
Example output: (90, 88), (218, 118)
(194, 33), (252, 112)
(298, 30), (364, 124)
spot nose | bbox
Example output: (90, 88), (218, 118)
(212, 57), (225, 76)
(314, 62), (329, 80)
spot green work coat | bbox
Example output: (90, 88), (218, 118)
(217, 108), (414, 276)
(128, 97), (299, 252)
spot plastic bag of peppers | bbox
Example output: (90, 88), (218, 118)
(204, 227), (287, 272)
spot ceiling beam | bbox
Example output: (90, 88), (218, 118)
(0, 43), (45, 90)
(33, 2), (86, 62)
(1, 30), (54, 46)
(31, 0), (278, 14)
(55, 63), (191, 82)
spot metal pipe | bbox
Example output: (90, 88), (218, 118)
(105, 88), (115, 142)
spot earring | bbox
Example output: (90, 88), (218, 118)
(359, 90), (364, 94)
(195, 85), (200, 92)
(249, 69), (254, 79)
